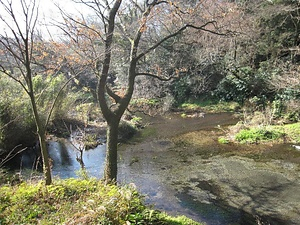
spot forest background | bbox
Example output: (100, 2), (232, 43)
(0, 0), (300, 181)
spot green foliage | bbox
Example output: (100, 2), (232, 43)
(0, 72), (84, 153)
(130, 116), (142, 124)
(169, 61), (224, 106)
(0, 169), (20, 186)
(235, 127), (284, 143)
(0, 98), (36, 151)
(234, 122), (300, 144)
(271, 99), (284, 118)
(170, 75), (192, 105)
(181, 113), (187, 118)
(33, 73), (75, 120)
(160, 214), (202, 225)
(181, 103), (201, 111)
(209, 0), (300, 113)
(281, 122), (300, 143)
(0, 178), (202, 224)
(215, 67), (273, 105)
(126, 209), (161, 224)
(84, 133), (99, 150)
(285, 110), (300, 123)
(75, 168), (90, 180)
(74, 102), (97, 123)
(258, 2), (299, 56)
(131, 98), (160, 107)
(180, 101), (239, 113)
(218, 137), (229, 144)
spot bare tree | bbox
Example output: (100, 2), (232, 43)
(58, 0), (227, 183)
(0, 0), (76, 185)
(0, 0), (53, 184)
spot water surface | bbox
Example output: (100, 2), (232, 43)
(45, 113), (300, 225)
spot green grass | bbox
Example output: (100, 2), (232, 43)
(161, 214), (202, 225)
(234, 122), (300, 144)
(218, 137), (230, 144)
(235, 127), (284, 143)
(281, 122), (300, 143)
(0, 177), (203, 225)
(180, 101), (239, 113)
(130, 126), (157, 143)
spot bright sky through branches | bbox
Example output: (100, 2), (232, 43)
(0, 0), (92, 40)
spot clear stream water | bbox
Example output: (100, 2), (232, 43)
(19, 113), (300, 225)
(47, 139), (290, 225)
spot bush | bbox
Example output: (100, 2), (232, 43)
(118, 121), (138, 142)
(33, 73), (76, 121)
(235, 127), (284, 143)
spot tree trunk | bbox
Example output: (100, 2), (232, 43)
(104, 121), (119, 183)
(30, 93), (52, 185)
(38, 131), (52, 185)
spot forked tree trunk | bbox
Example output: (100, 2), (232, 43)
(104, 121), (119, 183)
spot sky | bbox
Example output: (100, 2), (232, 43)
(39, 0), (92, 39)
(0, 0), (92, 39)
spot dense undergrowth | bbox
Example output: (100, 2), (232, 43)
(0, 176), (202, 225)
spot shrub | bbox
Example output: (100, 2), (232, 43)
(118, 121), (138, 142)
(235, 127), (284, 143)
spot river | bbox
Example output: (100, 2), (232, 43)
(38, 113), (300, 224)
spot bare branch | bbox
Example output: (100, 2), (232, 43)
(129, 0), (143, 13)
(106, 85), (122, 103)
(136, 21), (227, 61)
(116, 21), (133, 43)
(58, 9), (105, 42)
(0, 65), (30, 94)
(0, 145), (27, 168)
(71, 0), (110, 33)
(45, 73), (80, 128)
(135, 72), (172, 81)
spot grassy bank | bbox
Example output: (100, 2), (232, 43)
(179, 101), (239, 113)
(0, 176), (202, 225)
(229, 122), (300, 144)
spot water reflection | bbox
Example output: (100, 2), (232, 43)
(48, 140), (106, 179)
(46, 138), (288, 225)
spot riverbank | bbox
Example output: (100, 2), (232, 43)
(0, 176), (202, 225)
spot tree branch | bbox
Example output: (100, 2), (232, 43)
(135, 72), (172, 81)
(55, 4), (105, 42)
(136, 21), (227, 61)
(0, 145), (27, 168)
(0, 65), (30, 94)
(97, 0), (122, 122)
(106, 85), (122, 103)
(44, 73), (80, 128)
